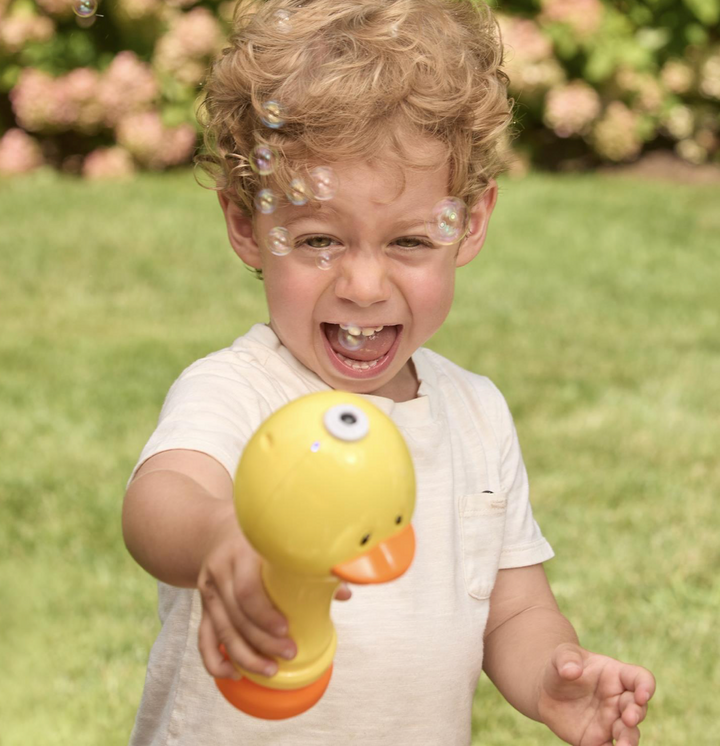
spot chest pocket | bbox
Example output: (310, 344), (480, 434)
(460, 491), (508, 600)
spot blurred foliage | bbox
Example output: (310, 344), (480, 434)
(0, 0), (718, 177)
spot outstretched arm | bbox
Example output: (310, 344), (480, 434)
(483, 564), (655, 746)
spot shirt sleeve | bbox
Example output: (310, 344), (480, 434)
(481, 379), (555, 569)
(128, 353), (268, 485)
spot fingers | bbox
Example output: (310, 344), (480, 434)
(612, 715), (641, 746)
(334, 582), (352, 601)
(197, 610), (239, 680)
(619, 690), (648, 729)
(619, 663), (656, 707)
(552, 642), (586, 681)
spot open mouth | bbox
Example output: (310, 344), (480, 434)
(321, 323), (402, 379)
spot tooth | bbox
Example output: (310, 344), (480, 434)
(347, 326), (361, 336)
(361, 328), (375, 337)
(374, 326), (384, 332)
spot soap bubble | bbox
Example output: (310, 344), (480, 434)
(73, 0), (97, 17)
(250, 145), (277, 176)
(316, 252), (333, 270)
(267, 227), (293, 256)
(273, 9), (294, 32)
(337, 325), (366, 352)
(287, 177), (310, 206)
(426, 197), (467, 245)
(309, 166), (339, 201)
(261, 101), (286, 130)
(254, 188), (277, 214)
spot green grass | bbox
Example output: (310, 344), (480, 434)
(1, 168), (718, 745)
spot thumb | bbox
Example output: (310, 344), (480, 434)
(552, 642), (585, 681)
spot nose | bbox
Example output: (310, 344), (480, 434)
(333, 249), (392, 307)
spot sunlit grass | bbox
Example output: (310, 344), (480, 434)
(1, 169), (718, 745)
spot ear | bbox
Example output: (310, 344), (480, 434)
(217, 192), (262, 269)
(455, 179), (498, 268)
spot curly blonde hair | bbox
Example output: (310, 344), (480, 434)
(197, 0), (512, 221)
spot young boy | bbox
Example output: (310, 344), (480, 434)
(122, 0), (655, 743)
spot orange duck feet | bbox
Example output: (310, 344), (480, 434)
(215, 665), (333, 720)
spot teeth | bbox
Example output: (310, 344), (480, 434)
(336, 352), (381, 370)
(339, 323), (385, 336)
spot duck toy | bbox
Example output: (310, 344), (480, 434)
(215, 390), (416, 720)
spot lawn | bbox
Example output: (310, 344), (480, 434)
(1, 168), (718, 745)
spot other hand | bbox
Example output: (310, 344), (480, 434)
(537, 643), (656, 746)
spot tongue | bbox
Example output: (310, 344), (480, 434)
(326, 324), (398, 362)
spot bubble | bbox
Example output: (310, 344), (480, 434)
(426, 197), (467, 245)
(267, 227), (293, 256)
(261, 101), (286, 130)
(337, 325), (365, 352)
(250, 145), (277, 176)
(287, 177), (310, 206)
(316, 251), (334, 270)
(73, 0), (97, 17)
(309, 166), (339, 201)
(254, 188), (277, 214)
(273, 9), (294, 32)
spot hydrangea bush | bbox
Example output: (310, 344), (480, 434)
(0, 0), (718, 177)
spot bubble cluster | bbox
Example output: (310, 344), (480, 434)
(250, 145), (276, 176)
(272, 9), (294, 32)
(287, 177), (310, 206)
(309, 166), (339, 201)
(426, 197), (467, 245)
(73, 0), (97, 17)
(337, 325), (365, 352)
(267, 227), (293, 256)
(254, 188), (277, 214)
(261, 101), (286, 130)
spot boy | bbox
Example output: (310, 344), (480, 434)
(122, 1), (655, 744)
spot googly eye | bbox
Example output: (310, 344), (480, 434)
(323, 404), (369, 442)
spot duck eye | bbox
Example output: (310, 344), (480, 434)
(395, 515), (402, 524)
(323, 404), (369, 441)
(360, 534), (371, 546)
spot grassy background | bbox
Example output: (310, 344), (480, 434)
(1, 169), (718, 744)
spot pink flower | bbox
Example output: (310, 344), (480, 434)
(497, 15), (564, 97)
(62, 67), (104, 132)
(116, 111), (196, 168)
(154, 8), (224, 86)
(592, 102), (642, 162)
(98, 51), (159, 126)
(0, 128), (44, 175)
(544, 81), (601, 137)
(83, 147), (136, 179)
(0, 12), (54, 54)
(661, 59), (694, 95)
(10, 69), (65, 132)
(540, 0), (604, 37)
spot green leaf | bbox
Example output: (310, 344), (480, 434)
(682, 0), (720, 25)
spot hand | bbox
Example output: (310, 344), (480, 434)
(537, 643), (656, 746)
(197, 517), (351, 681)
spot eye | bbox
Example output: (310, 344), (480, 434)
(323, 403), (370, 441)
(299, 235), (337, 250)
(395, 515), (402, 524)
(394, 237), (433, 249)
(360, 534), (371, 546)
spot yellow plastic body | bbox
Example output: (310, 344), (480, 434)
(222, 391), (416, 705)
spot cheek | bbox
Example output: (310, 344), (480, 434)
(405, 266), (456, 324)
(263, 260), (323, 321)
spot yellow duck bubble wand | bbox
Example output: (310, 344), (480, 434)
(215, 391), (417, 720)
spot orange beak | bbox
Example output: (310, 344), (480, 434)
(332, 524), (415, 584)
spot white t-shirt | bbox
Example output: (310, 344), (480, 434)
(128, 324), (554, 746)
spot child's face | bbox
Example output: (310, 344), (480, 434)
(221, 146), (496, 402)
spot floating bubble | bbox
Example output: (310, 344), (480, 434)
(337, 325), (365, 352)
(287, 177), (310, 206)
(73, 0), (97, 17)
(254, 188), (277, 214)
(250, 145), (276, 176)
(426, 197), (467, 245)
(273, 8), (294, 32)
(267, 227), (293, 256)
(316, 251), (334, 270)
(309, 166), (339, 201)
(261, 101), (286, 129)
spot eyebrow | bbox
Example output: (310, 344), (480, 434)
(284, 211), (428, 232)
